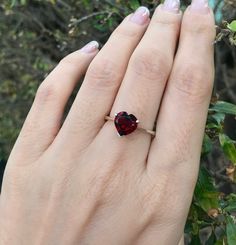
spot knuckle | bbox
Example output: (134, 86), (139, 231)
(143, 171), (187, 221)
(114, 23), (141, 39)
(153, 6), (181, 27)
(84, 153), (128, 204)
(110, 14), (147, 39)
(85, 171), (111, 203)
(183, 14), (216, 37)
(86, 57), (121, 89)
(35, 82), (58, 103)
(59, 52), (81, 67)
(171, 63), (213, 102)
(138, 176), (168, 221)
(154, 16), (180, 29)
(130, 48), (171, 81)
(140, 186), (157, 212)
(102, 173), (125, 203)
(186, 22), (209, 34)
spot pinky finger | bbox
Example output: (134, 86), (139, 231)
(10, 41), (99, 164)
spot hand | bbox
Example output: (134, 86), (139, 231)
(0, 2), (215, 245)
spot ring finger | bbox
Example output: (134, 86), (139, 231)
(103, 4), (182, 157)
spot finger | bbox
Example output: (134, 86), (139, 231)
(91, 4), (182, 176)
(178, 235), (185, 245)
(54, 7), (150, 151)
(146, 4), (215, 241)
(149, 6), (215, 173)
(10, 43), (98, 163)
(102, 5), (181, 153)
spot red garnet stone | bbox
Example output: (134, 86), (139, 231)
(114, 111), (138, 136)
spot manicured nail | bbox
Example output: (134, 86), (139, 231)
(162, 0), (180, 13)
(130, 6), (150, 25)
(190, 0), (209, 14)
(81, 41), (99, 53)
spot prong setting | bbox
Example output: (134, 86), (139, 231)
(105, 111), (155, 137)
(117, 132), (122, 137)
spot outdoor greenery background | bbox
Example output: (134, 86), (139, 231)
(0, 0), (236, 244)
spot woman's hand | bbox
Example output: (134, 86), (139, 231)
(0, 1), (215, 244)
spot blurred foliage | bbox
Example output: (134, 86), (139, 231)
(0, 0), (236, 244)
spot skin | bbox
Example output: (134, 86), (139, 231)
(0, 4), (215, 245)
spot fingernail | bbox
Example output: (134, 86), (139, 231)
(162, 0), (180, 13)
(81, 41), (99, 53)
(190, 0), (209, 14)
(130, 6), (150, 25)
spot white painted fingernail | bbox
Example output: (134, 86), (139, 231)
(81, 41), (99, 53)
(190, 0), (210, 14)
(162, 0), (180, 13)
(130, 6), (150, 25)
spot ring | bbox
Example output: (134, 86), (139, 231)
(105, 111), (156, 137)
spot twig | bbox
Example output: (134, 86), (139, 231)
(69, 11), (112, 27)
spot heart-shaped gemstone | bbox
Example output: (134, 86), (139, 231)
(114, 111), (138, 136)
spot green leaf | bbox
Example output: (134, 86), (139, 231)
(10, 0), (27, 6)
(227, 20), (236, 32)
(224, 194), (236, 212)
(207, 123), (221, 130)
(214, 238), (226, 245)
(205, 230), (216, 245)
(202, 134), (213, 155)
(190, 234), (201, 245)
(219, 134), (236, 165)
(209, 101), (236, 115)
(195, 167), (217, 193)
(20, 0), (27, 5)
(129, 0), (140, 10)
(211, 113), (225, 125)
(194, 167), (219, 212)
(184, 219), (193, 234)
(197, 192), (219, 213)
(226, 215), (236, 245)
(10, 0), (17, 7)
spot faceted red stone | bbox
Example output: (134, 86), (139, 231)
(114, 111), (138, 136)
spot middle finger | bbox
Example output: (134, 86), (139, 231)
(107, 4), (182, 144)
